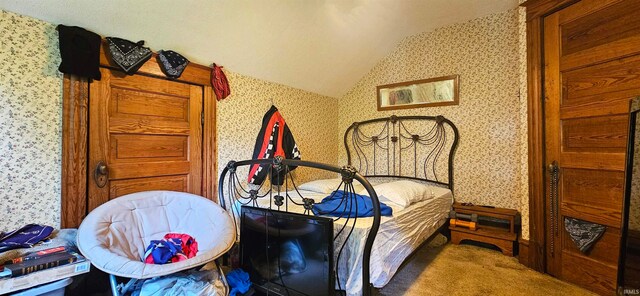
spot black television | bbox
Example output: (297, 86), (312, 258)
(240, 206), (335, 296)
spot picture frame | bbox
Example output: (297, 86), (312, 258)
(377, 75), (459, 111)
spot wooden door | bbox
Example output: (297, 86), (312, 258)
(88, 68), (203, 211)
(543, 0), (640, 294)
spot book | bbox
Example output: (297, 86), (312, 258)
(2, 251), (77, 277)
(2, 246), (67, 266)
(0, 255), (90, 294)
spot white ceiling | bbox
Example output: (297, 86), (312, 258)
(0, 0), (518, 97)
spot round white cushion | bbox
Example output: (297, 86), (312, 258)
(77, 191), (235, 279)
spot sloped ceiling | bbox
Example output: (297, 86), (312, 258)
(0, 0), (518, 97)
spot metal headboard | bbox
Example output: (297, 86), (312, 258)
(344, 115), (459, 191)
(218, 158), (381, 296)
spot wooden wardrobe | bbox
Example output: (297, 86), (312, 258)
(524, 0), (640, 294)
(61, 41), (218, 229)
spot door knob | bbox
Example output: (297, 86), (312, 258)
(94, 161), (109, 188)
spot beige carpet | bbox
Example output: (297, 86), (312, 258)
(380, 236), (595, 296)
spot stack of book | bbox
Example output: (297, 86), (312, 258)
(0, 246), (91, 294)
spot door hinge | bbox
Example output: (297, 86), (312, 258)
(201, 112), (205, 126)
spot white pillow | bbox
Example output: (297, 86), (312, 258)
(298, 178), (365, 194)
(358, 180), (429, 208)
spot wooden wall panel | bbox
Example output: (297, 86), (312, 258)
(559, 94), (630, 120)
(561, 251), (617, 295)
(87, 71), (111, 213)
(111, 88), (189, 121)
(522, 0), (579, 21)
(188, 85), (203, 196)
(109, 176), (188, 199)
(108, 162), (191, 180)
(525, 14), (547, 272)
(519, 239), (530, 267)
(561, 36), (640, 72)
(557, 0), (622, 24)
(560, 0), (640, 56)
(61, 75), (89, 228)
(561, 203), (621, 228)
(562, 168), (624, 211)
(110, 134), (188, 161)
(202, 86), (218, 201)
(108, 75), (193, 135)
(109, 72), (191, 97)
(562, 55), (640, 104)
(562, 115), (628, 152)
(560, 151), (626, 171)
(563, 226), (620, 266)
(108, 117), (190, 135)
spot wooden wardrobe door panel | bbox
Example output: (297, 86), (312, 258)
(544, 0), (639, 294)
(109, 176), (189, 198)
(88, 68), (203, 211)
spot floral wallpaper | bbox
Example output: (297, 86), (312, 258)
(0, 10), (63, 231)
(630, 98), (640, 231)
(517, 6), (530, 240)
(216, 70), (339, 187)
(0, 9), (339, 232)
(0, 8), (531, 240)
(337, 9), (530, 239)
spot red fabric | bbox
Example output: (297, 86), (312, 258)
(211, 63), (230, 101)
(144, 253), (153, 264)
(163, 233), (198, 262)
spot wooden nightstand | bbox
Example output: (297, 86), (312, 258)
(449, 202), (519, 256)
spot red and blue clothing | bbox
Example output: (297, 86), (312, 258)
(143, 233), (198, 264)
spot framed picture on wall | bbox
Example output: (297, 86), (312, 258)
(377, 75), (459, 111)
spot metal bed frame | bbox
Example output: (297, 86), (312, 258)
(218, 115), (459, 296)
(344, 115), (459, 190)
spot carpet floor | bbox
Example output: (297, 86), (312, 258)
(379, 235), (595, 296)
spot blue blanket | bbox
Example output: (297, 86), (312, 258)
(312, 190), (393, 217)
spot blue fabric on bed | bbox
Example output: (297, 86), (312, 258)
(312, 190), (393, 217)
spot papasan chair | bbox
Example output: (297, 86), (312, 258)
(77, 191), (236, 296)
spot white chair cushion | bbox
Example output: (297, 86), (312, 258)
(77, 191), (236, 279)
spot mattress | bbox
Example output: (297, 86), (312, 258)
(235, 184), (453, 296)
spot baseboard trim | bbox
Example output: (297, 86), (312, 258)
(519, 239), (530, 267)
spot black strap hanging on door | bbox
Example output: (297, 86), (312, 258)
(548, 160), (559, 257)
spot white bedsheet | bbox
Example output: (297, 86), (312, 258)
(235, 186), (452, 296)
